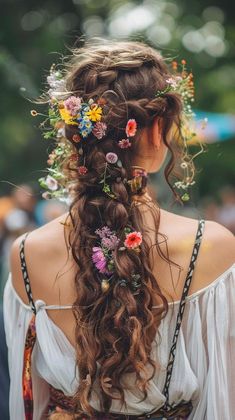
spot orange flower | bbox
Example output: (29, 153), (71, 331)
(126, 119), (137, 137)
(124, 231), (142, 249)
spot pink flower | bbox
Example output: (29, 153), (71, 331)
(126, 119), (137, 137)
(124, 231), (142, 249)
(118, 138), (132, 149)
(92, 122), (107, 139)
(64, 96), (81, 116)
(92, 247), (108, 273)
(101, 235), (120, 250)
(95, 226), (112, 239)
(106, 152), (118, 164)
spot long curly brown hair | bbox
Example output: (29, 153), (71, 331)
(62, 39), (184, 416)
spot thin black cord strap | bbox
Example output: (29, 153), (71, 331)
(162, 218), (205, 411)
(19, 232), (36, 315)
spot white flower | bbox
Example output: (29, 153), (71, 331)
(166, 77), (180, 89)
(56, 127), (66, 138)
(45, 175), (58, 191)
(47, 71), (66, 99)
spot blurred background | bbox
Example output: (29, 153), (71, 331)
(0, 0), (235, 298)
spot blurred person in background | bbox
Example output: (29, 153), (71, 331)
(3, 40), (235, 420)
(0, 185), (37, 297)
(217, 186), (235, 233)
(35, 198), (69, 227)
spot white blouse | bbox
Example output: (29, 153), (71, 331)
(3, 264), (235, 420)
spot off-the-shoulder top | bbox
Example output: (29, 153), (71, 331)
(3, 219), (235, 420)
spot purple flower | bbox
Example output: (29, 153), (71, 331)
(95, 226), (112, 239)
(92, 122), (107, 139)
(92, 247), (108, 273)
(101, 235), (120, 251)
(106, 152), (118, 164)
(64, 96), (82, 116)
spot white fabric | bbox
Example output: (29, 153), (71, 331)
(3, 264), (235, 420)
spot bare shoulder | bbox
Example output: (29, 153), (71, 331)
(158, 210), (235, 297)
(10, 212), (73, 305)
(201, 219), (235, 271)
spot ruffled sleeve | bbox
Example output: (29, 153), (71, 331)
(3, 274), (49, 420)
(183, 264), (235, 419)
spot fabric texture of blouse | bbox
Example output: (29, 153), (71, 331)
(3, 219), (235, 419)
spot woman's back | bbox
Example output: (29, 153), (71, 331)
(10, 207), (235, 323)
(4, 39), (235, 420)
(5, 208), (235, 419)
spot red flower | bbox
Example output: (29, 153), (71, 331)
(72, 134), (81, 143)
(70, 153), (78, 161)
(78, 166), (88, 175)
(126, 119), (137, 137)
(124, 231), (142, 249)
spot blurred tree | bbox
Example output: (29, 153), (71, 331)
(0, 0), (234, 198)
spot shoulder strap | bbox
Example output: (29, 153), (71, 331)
(162, 218), (205, 410)
(19, 233), (36, 315)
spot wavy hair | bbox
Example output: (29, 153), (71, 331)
(61, 39), (184, 416)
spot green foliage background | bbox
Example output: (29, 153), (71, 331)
(0, 0), (234, 200)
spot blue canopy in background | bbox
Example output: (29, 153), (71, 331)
(195, 110), (235, 143)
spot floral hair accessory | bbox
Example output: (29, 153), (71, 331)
(64, 96), (82, 116)
(126, 119), (137, 137)
(127, 166), (148, 195)
(31, 65), (140, 201)
(118, 119), (137, 149)
(92, 225), (143, 294)
(155, 59), (205, 202)
(92, 122), (107, 139)
(106, 152), (118, 164)
(124, 230), (142, 250)
(78, 166), (88, 175)
(118, 139), (132, 149)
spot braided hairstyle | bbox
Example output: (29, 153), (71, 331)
(63, 40), (183, 415)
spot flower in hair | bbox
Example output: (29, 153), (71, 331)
(78, 166), (88, 175)
(78, 116), (93, 137)
(106, 152), (118, 164)
(124, 231), (142, 249)
(166, 76), (182, 90)
(85, 104), (102, 122)
(44, 175), (58, 191)
(64, 95), (82, 116)
(118, 138), (132, 149)
(92, 121), (107, 139)
(92, 247), (109, 274)
(59, 105), (78, 126)
(126, 119), (137, 137)
(72, 134), (81, 143)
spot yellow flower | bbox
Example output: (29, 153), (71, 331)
(85, 105), (102, 122)
(59, 106), (78, 126)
